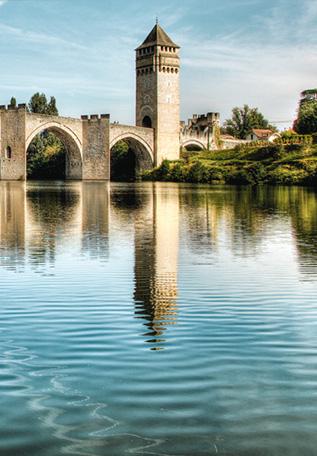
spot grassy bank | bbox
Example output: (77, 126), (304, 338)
(142, 143), (317, 185)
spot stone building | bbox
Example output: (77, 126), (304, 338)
(136, 22), (180, 164)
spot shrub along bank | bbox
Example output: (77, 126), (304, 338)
(142, 143), (317, 185)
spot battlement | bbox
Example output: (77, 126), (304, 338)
(182, 112), (220, 131)
(81, 114), (110, 122)
(0, 103), (27, 111)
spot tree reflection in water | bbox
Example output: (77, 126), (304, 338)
(1, 182), (317, 350)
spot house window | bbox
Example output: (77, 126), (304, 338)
(6, 146), (12, 159)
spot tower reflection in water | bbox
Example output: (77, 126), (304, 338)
(133, 183), (179, 348)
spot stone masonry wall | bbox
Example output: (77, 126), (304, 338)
(82, 115), (110, 180)
(0, 106), (27, 180)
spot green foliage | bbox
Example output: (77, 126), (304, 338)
(187, 161), (209, 183)
(280, 129), (296, 139)
(142, 143), (317, 186)
(27, 132), (65, 179)
(28, 92), (59, 115)
(213, 124), (223, 149)
(267, 166), (308, 185)
(110, 141), (136, 181)
(47, 96), (58, 116)
(10, 96), (17, 107)
(170, 161), (186, 181)
(294, 99), (317, 135)
(27, 93), (64, 179)
(223, 105), (276, 139)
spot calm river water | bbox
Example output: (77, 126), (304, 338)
(1, 181), (317, 456)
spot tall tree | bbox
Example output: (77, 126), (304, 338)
(223, 105), (275, 139)
(294, 89), (317, 135)
(10, 96), (17, 107)
(47, 96), (58, 116)
(28, 92), (48, 114)
(28, 93), (59, 116)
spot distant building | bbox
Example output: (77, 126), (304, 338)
(247, 129), (275, 141)
(179, 113), (221, 150)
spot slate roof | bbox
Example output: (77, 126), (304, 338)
(136, 24), (179, 49)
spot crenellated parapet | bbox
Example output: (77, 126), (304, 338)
(180, 112), (220, 150)
(81, 114), (110, 121)
(180, 112), (248, 151)
(0, 103), (27, 111)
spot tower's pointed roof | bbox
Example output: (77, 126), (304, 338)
(136, 23), (180, 50)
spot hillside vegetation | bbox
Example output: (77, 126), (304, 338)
(143, 142), (317, 185)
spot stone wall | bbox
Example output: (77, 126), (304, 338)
(0, 105), (27, 180)
(82, 115), (110, 180)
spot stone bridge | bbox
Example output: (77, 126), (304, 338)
(180, 127), (246, 151)
(180, 130), (213, 150)
(0, 104), (155, 180)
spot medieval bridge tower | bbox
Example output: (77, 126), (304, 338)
(0, 23), (181, 181)
(136, 22), (180, 165)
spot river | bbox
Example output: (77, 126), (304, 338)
(1, 181), (317, 455)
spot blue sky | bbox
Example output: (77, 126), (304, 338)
(0, 0), (315, 128)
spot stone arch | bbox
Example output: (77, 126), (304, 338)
(181, 139), (206, 151)
(25, 121), (83, 179)
(110, 133), (154, 178)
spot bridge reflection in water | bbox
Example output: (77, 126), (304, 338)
(0, 181), (180, 347)
(2, 182), (317, 348)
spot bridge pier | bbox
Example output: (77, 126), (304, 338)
(0, 105), (27, 180)
(82, 114), (110, 180)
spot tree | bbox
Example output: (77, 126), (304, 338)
(10, 97), (17, 107)
(110, 141), (136, 180)
(294, 89), (317, 135)
(28, 92), (48, 114)
(27, 93), (64, 178)
(47, 96), (58, 116)
(28, 92), (59, 116)
(223, 105), (276, 139)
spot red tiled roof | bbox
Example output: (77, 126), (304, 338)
(252, 129), (273, 139)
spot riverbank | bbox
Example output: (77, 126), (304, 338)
(142, 143), (317, 185)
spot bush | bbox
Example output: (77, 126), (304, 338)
(141, 143), (317, 187)
(170, 162), (186, 181)
(187, 161), (209, 183)
(208, 166), (227, 182)
(266, 166), (308, 185)
(246, 145), (284, 161)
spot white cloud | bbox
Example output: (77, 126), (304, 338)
(179, 0), (317, 127)
(0, 22), (88, 51)
(0, 0), (314, 127)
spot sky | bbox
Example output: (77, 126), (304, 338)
(0, 0), (315, 128)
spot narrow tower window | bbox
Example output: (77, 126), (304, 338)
(6, 146), (12, 159)
(142, 116), (152, 128)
